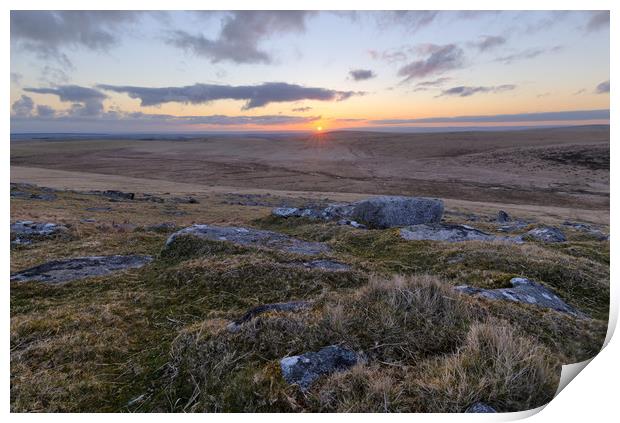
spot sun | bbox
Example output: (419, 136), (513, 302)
(315, 126), (323, 132)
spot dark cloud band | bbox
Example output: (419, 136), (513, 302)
(97, 82), (363, 109)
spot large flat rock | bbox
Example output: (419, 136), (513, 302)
(11, 255), (153, 284)
(400, 223), (523, 243)
(11, 221), (68, 245)
(165, 224), (330, 256)
(456, 277), (583, 317)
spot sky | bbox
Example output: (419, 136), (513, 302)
(9, 10), (610, 133)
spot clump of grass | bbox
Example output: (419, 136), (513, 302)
(320, 274), (478, 363)
(409, 321), (560, 412)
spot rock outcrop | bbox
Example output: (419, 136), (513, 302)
(10, 255), (153, 284)
(165, 224), (330, 256)
(348, 196), (444, 229)
(280, 345), (358, 391)
(456, 277), (582, 316)
(524, 226), (567, 243)
(497, 210), (511, 223)
(11, 221), (68, 245)
(400, 223), (522, 243)
(272, 196), (444, 229)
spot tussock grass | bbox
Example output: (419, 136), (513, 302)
(166, 274), (561, 412)
(409, 321), (560, 412)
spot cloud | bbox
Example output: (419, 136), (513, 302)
(397, 44), (465, 82)
(36, 105), (56, 117)
(375, 11), (438, 32)
(97, 82), (363, 109)
(292, 106), (312, 112)
(585, 11), (609, 32)
(469, 35), (506, 51)
(24, 85), (107, 116)
(349, 69), (376, 81)
(10, 11), (142, 67)
(370, 109), (610, 124)
(494, 46), (562, 64)
(573, 88), (587, 95)
(11, 95), (35, 117)
(167, 11), (314, 64)
(438, 84), (516, 97)
(596, 80), (610, 94)
(414, 77), (452, 88)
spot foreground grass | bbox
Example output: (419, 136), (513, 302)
(10, 188), (609, 412)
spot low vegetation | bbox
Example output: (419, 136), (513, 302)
(10, 186), (609, 412)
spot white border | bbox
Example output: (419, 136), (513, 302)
(3, 1), (616, 421)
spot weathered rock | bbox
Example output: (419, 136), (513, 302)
(337, 219), (367, 229)
(165, 224), (330, 256)
(562, 221), (609, 241)
(227, 300), (312, 332)
(80, 218), (97, 223)
(455, 277), (583, 317)
(400, 223), (522, 243)
(31, 193), (57, 201)
(524, 226), (567, 243)
(349, 196), (444, 228)
(172, 196), (199, 204)
(497, 210), (511, 223)
(280, 345), (358, 391)
(102, 190), (135, 200)
(465, 402), (497, 413)
(10, 255), (153, 284)
(272, 207), (302, 218)
(11, 221), (68, 245)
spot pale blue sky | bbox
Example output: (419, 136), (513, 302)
(10, 10), (610, 132)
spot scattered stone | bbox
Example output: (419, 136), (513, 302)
(10, 190), (30, 199)
(165, 224), (330, 256)
(31, 193), (57, 201)
(337, 219), (367, 229)
(524, 226), (567, 243)
(86, 207), (113, 212)
(465, 402), (497, 413)
(102, 190), (135, 201)
(227, 300), (312, 332)
(400, 223), (522, 243)
(348, 196), (444, 229)
(497, 210), (511, 223)
(272, 207), (301, 218)
(11, 221), (68, 245)
(280, 345), (358, 391)
(80, 218), (97, 223)
(562, 221), (609, 241)
(455, 277), (583, 317)
(10, 255), (153, 284)
(172, 196), (199, 204)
